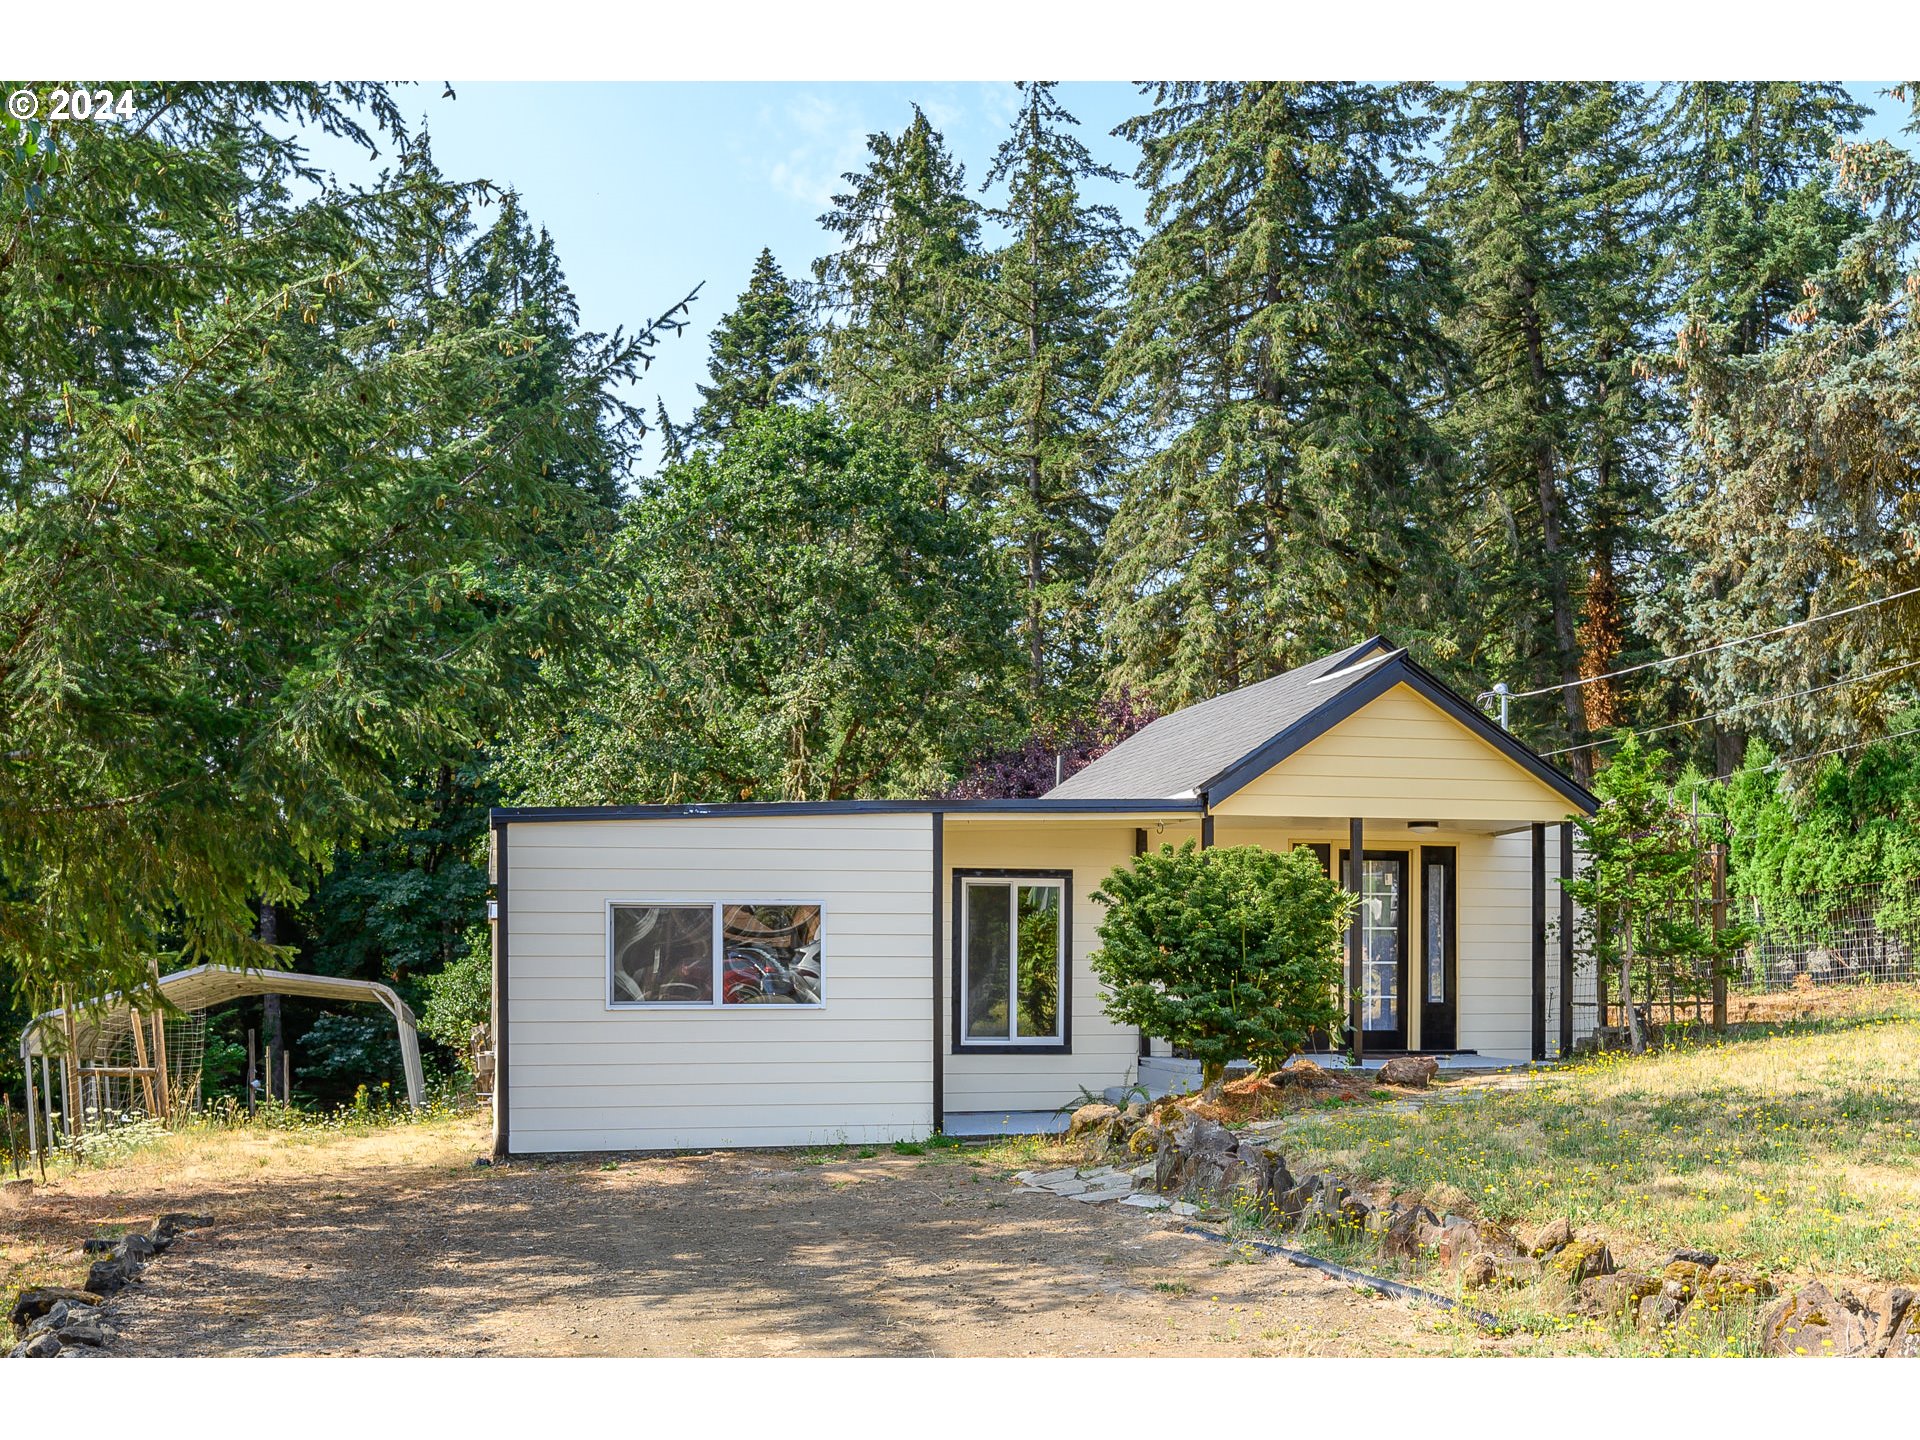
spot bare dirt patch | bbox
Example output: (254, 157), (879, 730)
(7, 1118), (1520, 1356)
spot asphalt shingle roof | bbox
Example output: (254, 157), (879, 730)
(1046, 637), (1398, 801)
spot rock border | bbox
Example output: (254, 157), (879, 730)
(7, 1212), (211, 1359)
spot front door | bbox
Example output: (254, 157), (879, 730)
(1421, 846), (1458, 1051)
(1341, 850), (1409, 1052)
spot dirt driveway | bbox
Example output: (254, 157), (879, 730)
(17, 1119), (1512, 1357)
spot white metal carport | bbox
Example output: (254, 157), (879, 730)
(18, 965), (425, 1164)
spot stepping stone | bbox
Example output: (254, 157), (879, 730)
(1169, 1202), (1199, 1217)
(1074, 1188), (1129, 1203)
(1121, 1194), (1172, 1210)
(1027, 1169), (1080, 1186)
(1049, 1179), (1090, 1196)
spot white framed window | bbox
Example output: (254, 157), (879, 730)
(954, 871), (1070, 1052)
(608, 901), (824, 1009)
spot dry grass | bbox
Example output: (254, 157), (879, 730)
(2, 1112), (486, 1321)
(1274, 987), (1920, 1290)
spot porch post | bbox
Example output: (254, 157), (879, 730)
(1136, 828), (1152, 1061)
(1531, 822), (1547, 1062)
(1558, 822), (1575, 1057)
(1348, 816), (1364, 1064)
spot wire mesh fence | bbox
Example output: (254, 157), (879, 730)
(1737, 877), (1920, 991)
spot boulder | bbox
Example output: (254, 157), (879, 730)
(1464, 1252), (1542, 1290)
(1377, 1055), (1440, 1089)
(1660, 1258), (1713, 1296)
(113, 1233), (159, 1264)
(1066, 1102), (1120, 1141)
(1336, 1193), (1376, 1233)
(1545, 1239), (1615, 1285)
(18, 1331), (62, 1358)
(1577, 1271), (1661, 1320)
(25, 1301), (70, 1336)
(1669, 1247), (1720, 1269)
(1693, 1267), (1775, 1311)
(83, 1258), (133, 1297)
(52, 1313), (110, 1348)
(1637, 1288), (1688, 1334)
(9, 1288), (101, 1334)
(1417, 1213), (1481, 1268)
(1128, 1123), (1167, 1158)
(1875, 1287), (1917, 1359)
(1380, 1204), (1438, 1260)
(1520, 1216), (1574, 1258)
(1178, 1117), (1239, 1156)
(1758, 1282), (1878, 1358)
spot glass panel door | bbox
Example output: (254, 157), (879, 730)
(1361, 858), (1403, 1036)
(1341, 851), (1410, 1050)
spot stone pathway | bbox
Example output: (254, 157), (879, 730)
(1012, 1163), (1200, 1215)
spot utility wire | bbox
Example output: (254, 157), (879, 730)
(1503, 583), (1920, 700)
(1714, 721), (1920, 783)
(1540, 659), (1920, 759)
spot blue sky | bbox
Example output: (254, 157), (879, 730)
(307, 81), (1911, 473)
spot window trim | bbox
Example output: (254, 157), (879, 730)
(605, 898), (828, 1012)
(951, 869), (1073, 1055)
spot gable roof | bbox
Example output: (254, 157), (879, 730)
(1047, 638), (1597, 814)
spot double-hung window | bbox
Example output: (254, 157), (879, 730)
(955, 872), (1070, 1051)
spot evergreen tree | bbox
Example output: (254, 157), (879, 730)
(971, 83), (1132, 707)
(1427, 82), (1667, 781)
(1662, 87), (1920, 757)
(495, 405), (1021, 805)
(814, 107), (984, 502)
(1100, 83), (1462, 711)
(0, 86), (688, 1013)
(1644, 83), (1872, 770)
(691, 247), (815, 440)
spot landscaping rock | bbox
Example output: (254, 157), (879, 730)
(1545, 1238), (1615, 1284)
(112, 1233), (159, 1264)
(1577, 1271), (1661, 1320)
(51, 1314), (110, 1348)
(1067, 1102), (1120, 1140)
(84, 1259), (134, 1297)
(1220, 1151), (1277, 1208)
(25, 1302), (71, 1336)
(1520, 1216), (1573, 1257)
(1693, 1266), (1775, 1311)
(81, 1237), (118, 1254)
(1377, 1055), (1439, 1089)
(1638, 1288), (1688, 1333)
(1875, 1288), (1917, 1359)
(9, 1288), (100, 1334)
(1465, 1253), (1542, 1290)
(1758, 1282), (1877, 1358)
(1661, 1258), (1713, 1295)
(1669, 1247), (1720, 1269)
(1380, 1204), (1437, 1260)
(17, 1331), (61, 1359)
(1418, 1213), (1481, 1268)
(1127, 1123), (1167, 1158)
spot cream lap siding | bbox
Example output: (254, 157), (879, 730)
(503, 813), (934, 1153)
(942, 821), (1167, 1113)
(1210, 683), (1581, 825)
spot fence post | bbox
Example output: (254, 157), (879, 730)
(1711, 845), (1728, 1031)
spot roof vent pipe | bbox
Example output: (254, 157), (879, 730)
(1055, 753), (1063, 788)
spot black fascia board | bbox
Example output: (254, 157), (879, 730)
(1197, 652), (1598, 815)
(489, 797), (1205, 826)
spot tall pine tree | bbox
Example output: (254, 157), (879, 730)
(814, 107), (984, 503)
(1101, 82), (1461, 709)
(1645, 82), (1871, 771)
(691, 246), (815, 441)
(1427, 82), (1666, 780)
(970, 83), (1132, 709)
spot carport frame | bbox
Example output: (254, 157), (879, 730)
(20, 965), (425, 1164)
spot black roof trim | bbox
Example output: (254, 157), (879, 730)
(1199, 651), (1599, 815)
(489, 797), (1205, 827)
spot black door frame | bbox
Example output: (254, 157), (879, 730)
(1420, 845), (1458, 1051)
(1339, 848), (1410, 1053)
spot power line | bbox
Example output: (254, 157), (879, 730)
(1502, 583), (1920, 701)
(1715, 721), (1920, 783)
(1540, 659), (1920, 759)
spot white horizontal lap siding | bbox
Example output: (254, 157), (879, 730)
(942, 823), (1140, 1113)
(1456, 832), (1533, 1060)
(504, 813), (933, 1153)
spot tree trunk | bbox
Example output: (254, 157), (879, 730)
(1621, 909), (1646, 1054)
(259, 900), (284, 1103)
(1199, 1060), (1227, 1102)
